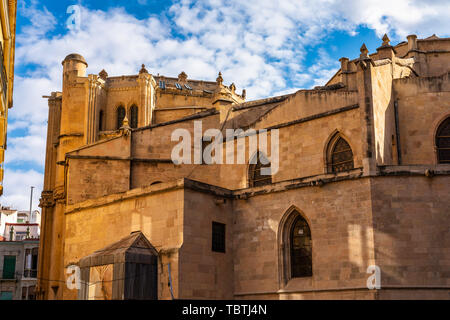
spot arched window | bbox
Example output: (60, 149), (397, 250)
(436, 117), (450, 163)
(98, 110), (104, 132)
(130, 105), (138, 129)
(116, 106), (126, 130)
(327, 134), (354, 173)
(248, 152), (272, 187)
(290, 215), (312, 278)
(201, 137), (212, 165)
(278, 207), (313, 285)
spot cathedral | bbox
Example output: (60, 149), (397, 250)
(37, 34), (450, 300)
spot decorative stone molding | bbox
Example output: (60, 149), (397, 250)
(360, 43), (369, 58)
(216, 72), (223, 85)
(99, 69), (108, 80)
(178, 71), (188, 83)
(108, 86), (139, 92)
(139, 64), (149, 74)
(39, 191), (55, 208)
(53, 186), (66, 204)
(120, 116), (132, 137)
(382, 33), (390, 46)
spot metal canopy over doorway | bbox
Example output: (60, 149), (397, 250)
(78, 231), (158, 300)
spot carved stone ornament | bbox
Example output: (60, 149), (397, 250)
(178, 71), (188, 83)
(39, 191), (55, 208)
(216, 72), (223, 86)
(99, 69), (108, 80)
(53, 186), (66, 203)
(139, 64), (149, 74)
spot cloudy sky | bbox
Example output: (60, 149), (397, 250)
(1, 0), (449, 210)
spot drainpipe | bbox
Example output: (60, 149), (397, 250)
(168, 263), (175, 300)
(394, 100), (402, 165)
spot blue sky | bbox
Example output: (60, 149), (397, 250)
(2, 0), (450, 210)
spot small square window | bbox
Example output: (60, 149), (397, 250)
(212, 222), (226, 253)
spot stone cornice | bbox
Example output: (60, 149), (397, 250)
(107, 86), (139, 92)
(64, 165), (450, 214)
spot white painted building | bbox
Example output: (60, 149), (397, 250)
(0, 207), (17, 239)
(0, 207), (40, 300)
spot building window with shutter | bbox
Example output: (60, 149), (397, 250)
(2, 255), (16, 279)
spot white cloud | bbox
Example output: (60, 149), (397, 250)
(5, 132), (46, 166)
(1, 169), (43, 211)
(18, 0), (57, 38)
(307, 48), (341, 88)
(2, 0), (449, 210)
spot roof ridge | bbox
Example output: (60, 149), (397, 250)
(232, 94), (293, 111)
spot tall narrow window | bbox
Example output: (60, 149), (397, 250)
(328, 135), (354, 173)
(31, 248), (38, 278)
(116, 106), (126, 130)
(249, 152), (272, 187)
(99, 110), (104, 132)
(130, 105), (138, 129)
(436, 117), (450, 163)
(201, 137), (215, 165)
(290, 215), (312, 278)
(212, 222), (226, 253)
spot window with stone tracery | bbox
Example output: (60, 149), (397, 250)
(130, 105), (138, 128)
(116, 106), (126, 130)
(436, 117), (450, 163)
(327, 134), (354, 173)
(290, 215), (312, 278)
(248, 152), (272, 187)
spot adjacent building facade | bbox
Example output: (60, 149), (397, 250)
(38, 34), (450, 300)
(0, 0), (17, 196)
(0, 207), (39, 300)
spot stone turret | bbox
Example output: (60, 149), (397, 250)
(62, 53), (88, 79)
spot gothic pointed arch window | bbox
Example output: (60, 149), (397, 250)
(116, 106), (126, 130)
(278, 208), (313, 285)
(248, 152), (272, 187)
(130, 105), (138, 129)
(290, 215), (312, 278)
(327, 134), (354, 173)
(436, 117), (450, 163)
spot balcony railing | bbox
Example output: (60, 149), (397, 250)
(23, 269), (38, 278)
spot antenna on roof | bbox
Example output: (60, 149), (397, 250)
(29, 186), (35, 224)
